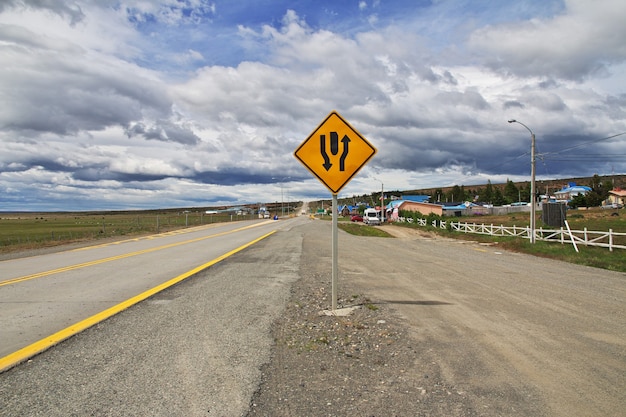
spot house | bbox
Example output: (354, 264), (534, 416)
(384, 200), (404, 221)
(607, 188), (626, 207)
(554, 183), (592, 202)
(387, 200), (444, 218)
(440, 202), (491, 216)
(339, 204), (362, 216)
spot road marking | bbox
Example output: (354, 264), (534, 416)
(0, 221), (274, 288)
(0, 230), (276, 373)
(70, 223), (252, 251)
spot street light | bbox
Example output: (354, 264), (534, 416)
(508, 119), (536, 244)
(374, 178), (385, 223)
(272, 176), (291, 217)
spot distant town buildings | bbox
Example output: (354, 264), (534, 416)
(554, 183), (592, 202)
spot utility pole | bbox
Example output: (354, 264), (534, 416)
(508, 119), (536, 243)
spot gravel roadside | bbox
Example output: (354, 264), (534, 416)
(247, 221), (477, 416)
(249, 218), (625, 417)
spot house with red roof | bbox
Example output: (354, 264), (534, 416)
(607, 188), (626, 208)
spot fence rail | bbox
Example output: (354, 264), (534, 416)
(397, 217), (626, 251)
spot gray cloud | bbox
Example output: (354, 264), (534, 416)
(0, 1), (625, 211)
(0, 0), (85, 25)
(0, 42), (172, 137)
(125, 121), (201, 145)
(468, 0), (626, 80)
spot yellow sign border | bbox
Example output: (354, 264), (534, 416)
(294, 110), (377, 195)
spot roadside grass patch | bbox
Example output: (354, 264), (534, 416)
(445, 208), (626, 233)
(337, 222), (393, 237)
(0, 211), (237, 254)
(432, 226), (626, 272)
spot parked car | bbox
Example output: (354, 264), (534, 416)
(350, 214), (363, 222)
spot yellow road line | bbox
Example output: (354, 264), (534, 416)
(0, 221), (273, 287)
(0, 230), (276, 373)
(70, 223), (222, 251)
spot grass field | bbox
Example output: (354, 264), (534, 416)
(3, 208), (625, 272)
(337, 222), (393, 238)
(335, 207), (626, 273)
(0, 210), (253, 254)
(443, 208), (626, 272)
(449, 207), (626, 233)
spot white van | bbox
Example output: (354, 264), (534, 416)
(363, 208), (380, 225)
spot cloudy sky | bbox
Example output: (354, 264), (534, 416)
(1, 0), (625, 211)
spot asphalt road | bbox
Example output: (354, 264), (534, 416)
(1, 216), (624, 416)
(0, 219), (281, 359)
(1, 216), (305, 416)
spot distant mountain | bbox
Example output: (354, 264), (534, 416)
(401, 174), (625, 197)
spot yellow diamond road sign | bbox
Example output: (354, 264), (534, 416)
(295, 111), (377, 195)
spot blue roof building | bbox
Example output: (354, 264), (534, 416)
(402, 195), (430, 203)
(554, 184), (592, 202)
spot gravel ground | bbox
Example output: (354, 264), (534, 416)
(247, 279), (474, 417)
(248, 219), (626, 417)
(247, 223), (476, 417)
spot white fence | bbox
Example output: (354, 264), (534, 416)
(397, 217), (626, 251)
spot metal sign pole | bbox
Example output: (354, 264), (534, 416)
(294, 110), (377, 313)
(332, 193), (338, 311)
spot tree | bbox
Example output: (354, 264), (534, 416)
(569, 191), (602, 208)
(595, 178), (614, 201)
(585, 191), (603, 207)
(449, 185), (462, 202)
(433, 189), (443, 202)
(504, 180), (519, 203)
(519, 182), (531, 203)
(493, 187), (506, 206)
(591, 174), (602, 191)
(479, 180), (494, 203)
(569, 194), (586, 208)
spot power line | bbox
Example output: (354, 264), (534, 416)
(485, 132), (626, 173)
(546, 155), (626, 160)
(542, 131), (626, 156)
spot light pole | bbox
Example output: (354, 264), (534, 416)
(508, 119), (536, 244)
(272, 176), (291, 217)
(381, 181), (385, 222)
(374, 178), (385, 222)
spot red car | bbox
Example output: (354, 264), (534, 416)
(350, 214), (363, 222)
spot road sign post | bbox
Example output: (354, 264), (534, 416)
(295, 111), (377, 311)
(332, 194), (338, 310)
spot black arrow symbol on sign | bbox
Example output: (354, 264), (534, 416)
(320, 134), (332, 171)
(330, 132), (339, 155)
(339, 135), (350, 171)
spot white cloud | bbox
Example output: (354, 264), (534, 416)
(0, 1), (625, 211)
(468, 0), (626, 80)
